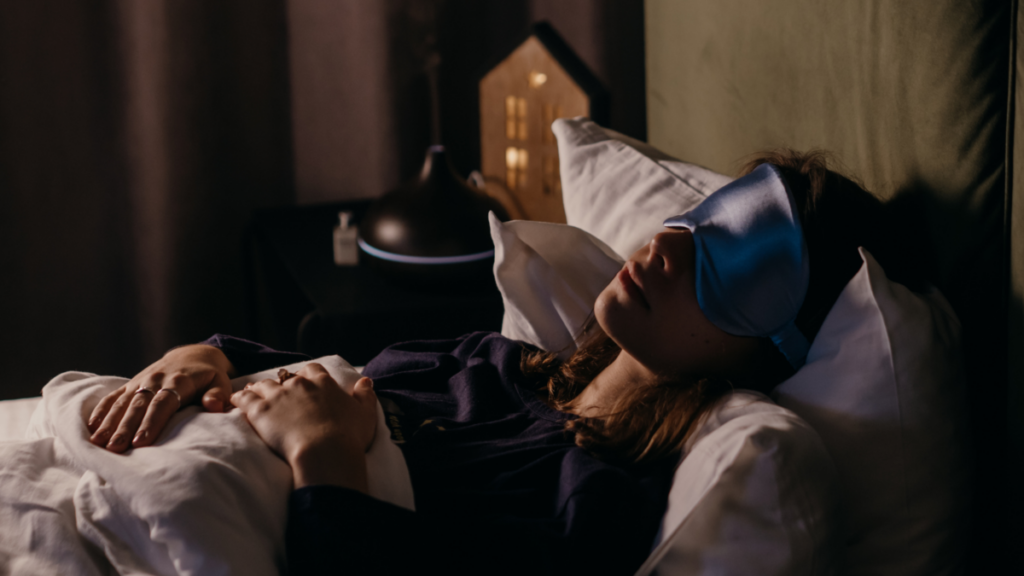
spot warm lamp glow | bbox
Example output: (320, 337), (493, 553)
(505, 147), (528, 189)
(505, 96), (516, 139)
(480, 26), (602, 222)
(516, 97), (527, 140)
(376, 218), (405, 244)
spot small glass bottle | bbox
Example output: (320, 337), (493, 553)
(333, 210), (358, 266)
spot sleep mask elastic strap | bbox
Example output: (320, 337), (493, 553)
(663, 163), (811, 369)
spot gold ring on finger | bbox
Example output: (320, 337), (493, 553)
(155, 388), (182, 407)
(133, 386), (158, 397)
(277, 369), (296, 384)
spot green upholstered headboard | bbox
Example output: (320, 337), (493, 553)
(644, 0), (1018, 569)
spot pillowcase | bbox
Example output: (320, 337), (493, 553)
(773, 249), (970, 576)
(494, 117), (971, 575)
(636, 390), (843, 576)
(490, 213), (623, 357)
(553, 116), (733, 257)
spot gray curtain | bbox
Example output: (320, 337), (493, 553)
(0, 0), (294, 399)
(0, 0), (645, 399)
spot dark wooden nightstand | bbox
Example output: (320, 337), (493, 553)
(244, 201), (504, 365)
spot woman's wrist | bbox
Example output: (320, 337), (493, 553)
(194, 344), (237, 378)
(289, 440), (369, 494)
(164, 343), (237, 378)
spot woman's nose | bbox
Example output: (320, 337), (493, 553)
(650, 229), (693, 274)
(648, 234), (671, 272)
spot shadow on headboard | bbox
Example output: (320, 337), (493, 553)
(879, 182), (938, 292)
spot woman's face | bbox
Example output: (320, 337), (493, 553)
(594, 229), (761, 378)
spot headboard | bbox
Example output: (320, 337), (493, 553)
(644, 0), (1018, 569)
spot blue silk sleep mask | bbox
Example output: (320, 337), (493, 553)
(663, 163), (811, 369)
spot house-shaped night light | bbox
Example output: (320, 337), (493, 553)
(479, 22), (608, 223)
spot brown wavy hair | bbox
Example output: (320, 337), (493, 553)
(523, 149), (894, 466)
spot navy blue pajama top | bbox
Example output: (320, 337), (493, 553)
(204, 332), (674, 575)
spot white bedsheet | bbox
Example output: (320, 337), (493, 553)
(0, 356), (413, 576)
(0, 396), (41, 441)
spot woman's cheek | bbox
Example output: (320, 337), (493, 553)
(595, 288), (647, 355)
(593, 286), (618, 334)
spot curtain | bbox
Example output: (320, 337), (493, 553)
(0, 0), (644, 400)
(0, 0), (294, 399)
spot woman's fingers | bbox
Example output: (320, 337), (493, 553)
(84, 344), (236, 453)
(231, 378), (276, 410)
(90, 373), (198, 451)
(105, 372), (191, 452)
(296, 363), (328, 378)
(131, 387), (184, 448)
(352, 377), (375, 403)
(201, 370), (233, 413)
(93, 365), (364, 453)
(105, 386), (158, 453)
(352, 378), (377, 450)
(247, 378), (282, 397)
(87, 385), (127, 433)
(89, 385), (138, 447)
(295, 363), (336, 388)
(230, 388), (270, 418)
(90, 381), (145, 449)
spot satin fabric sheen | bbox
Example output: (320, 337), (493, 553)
(663, 164), (810, 368)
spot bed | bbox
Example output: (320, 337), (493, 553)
(0, 1), (1016, 574)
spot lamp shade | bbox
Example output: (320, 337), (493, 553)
(358, 145), (510, 291)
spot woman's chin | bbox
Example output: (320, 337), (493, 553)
(593, 290), (615, 328)
(594, 292), (633, 346)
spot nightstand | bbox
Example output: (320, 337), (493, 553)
(245, 201), (504, 366)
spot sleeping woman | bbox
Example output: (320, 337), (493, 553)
(84, 150), (897, 575)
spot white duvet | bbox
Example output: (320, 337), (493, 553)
(0, 356), (414, 576)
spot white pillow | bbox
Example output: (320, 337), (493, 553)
(642, 391), (844, 576)
(490, 212), (623, 358)
(773, 249), (970, 576)
(554, 117), (733, 257)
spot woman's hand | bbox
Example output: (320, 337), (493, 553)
(87, 344), (235, 453)
(230, 363), (377, 493)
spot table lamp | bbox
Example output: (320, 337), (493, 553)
(358, 145), (510, 292)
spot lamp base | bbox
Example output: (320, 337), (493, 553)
(359, 249), (497, 294)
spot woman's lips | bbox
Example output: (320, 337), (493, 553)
(618, 264), (650, 309)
